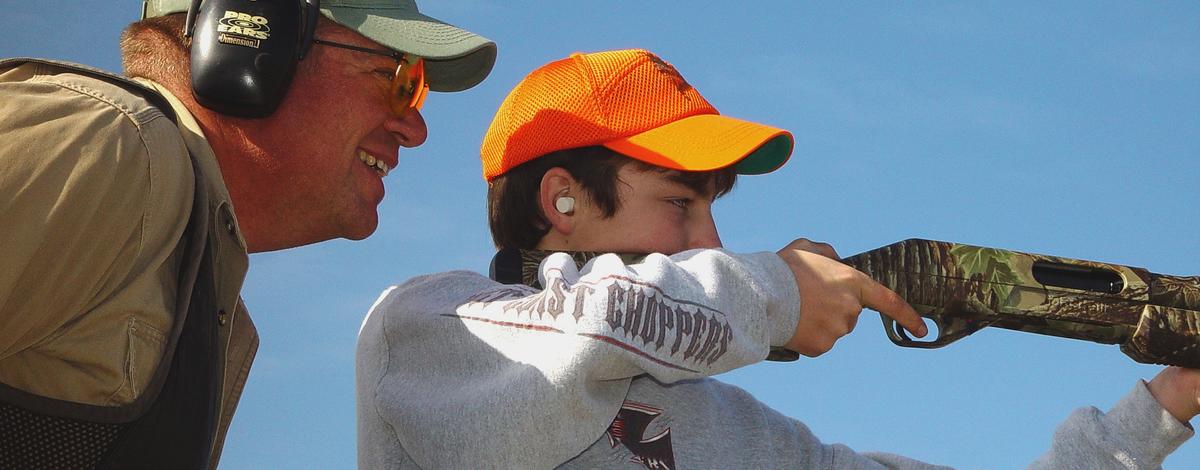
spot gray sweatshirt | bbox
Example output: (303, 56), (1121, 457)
(357, 250), (1192, 469)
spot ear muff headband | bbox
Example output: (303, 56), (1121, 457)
(297, 0), (318, 60)
(185, 0), (319, 118)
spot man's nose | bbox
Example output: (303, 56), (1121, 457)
(385, 107), (428, 148)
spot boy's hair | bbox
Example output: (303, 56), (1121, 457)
(487, 146), (737, 249)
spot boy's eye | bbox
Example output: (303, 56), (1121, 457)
(667, 198), (690, 209)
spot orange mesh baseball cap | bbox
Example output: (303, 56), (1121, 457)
(480, 49), (794, 181)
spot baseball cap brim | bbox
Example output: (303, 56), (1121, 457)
(318, 6), (496, 92)
(603, 114), (794, 175)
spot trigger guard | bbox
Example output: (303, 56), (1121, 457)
(881, 313), (945, 349)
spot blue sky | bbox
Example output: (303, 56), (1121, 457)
(3, 1), (1198, 468)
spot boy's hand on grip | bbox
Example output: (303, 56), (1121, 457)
(777, 239), (927, 357)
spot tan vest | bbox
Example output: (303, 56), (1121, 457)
(0, 58), (257, 469)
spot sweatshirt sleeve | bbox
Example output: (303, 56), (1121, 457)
(356, 248), (800, 469)
(1028, 380), (1194, 470)
(614, 378), (1190, 470)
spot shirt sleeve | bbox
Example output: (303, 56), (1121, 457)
(0, 70), (190, 361)
(728, 380), (1193, 470)
(1028, 380), (1194, 470)
(357, 249), (801, 469)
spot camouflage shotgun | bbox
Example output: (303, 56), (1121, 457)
(841, 238), (1200, 368)
(492, 240), (1200, 367)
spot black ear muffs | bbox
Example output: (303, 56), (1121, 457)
(185, 0), (319, 118)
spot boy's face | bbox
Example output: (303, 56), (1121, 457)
(568, 165), (723, 255)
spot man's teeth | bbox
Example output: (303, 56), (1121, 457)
(358, 150), (390, 177)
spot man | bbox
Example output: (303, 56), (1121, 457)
(0, 0), (493, 467)
(357, 49), (1197, 468)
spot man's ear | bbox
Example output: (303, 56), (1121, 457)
(539, 167), (577, 236)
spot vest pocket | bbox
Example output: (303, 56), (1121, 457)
(110, 317), (167, 404)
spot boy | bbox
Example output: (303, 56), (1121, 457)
(357, 49), (1195, 469)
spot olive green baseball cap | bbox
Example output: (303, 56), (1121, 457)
(142, 0), (496, 92)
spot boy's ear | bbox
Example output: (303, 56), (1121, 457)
(539, 167), (577, 236)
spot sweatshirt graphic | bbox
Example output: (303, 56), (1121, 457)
(454, 270), (736, 373)
(607, 401), (676, 470)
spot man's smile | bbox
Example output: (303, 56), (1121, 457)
(358, 149), (391, 177)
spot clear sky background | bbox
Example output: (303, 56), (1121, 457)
(3, 1), (1198, 468)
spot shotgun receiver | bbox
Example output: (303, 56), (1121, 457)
(842, 239), (1200, 368)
